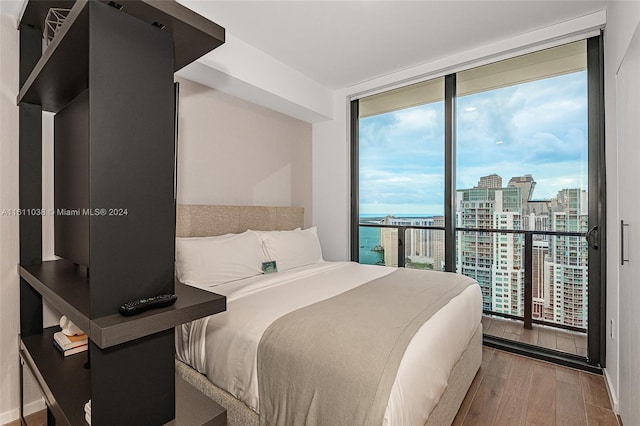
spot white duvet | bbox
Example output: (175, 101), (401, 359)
(176, 261), (482, 426)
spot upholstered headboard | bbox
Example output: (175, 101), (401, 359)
(176, 204), (304, 237)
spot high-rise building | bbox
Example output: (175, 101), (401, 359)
(508, 174), (536, 206)
(379, 216), (399, 267)
(456, 177), (588, 328)
(532, 240), (550, 319)
(477, 173), (503, 189)
(456, 186), (522, 312)
(374, 177), (588, 330)
(380, 216), (443, 270)
(432, 216), (445, 272)
(547, 189), (589, 327)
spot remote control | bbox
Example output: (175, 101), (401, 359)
(119, 294), (177, 316)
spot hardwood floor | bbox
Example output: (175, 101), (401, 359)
(482, 315), (588, 357)
(2, 409), (46, 426)
(4, 349), (617, 426)
(453, 346), (619, 426)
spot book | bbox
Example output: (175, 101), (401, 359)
(53, 339), (88, 357)
(53, 331), (87, 351)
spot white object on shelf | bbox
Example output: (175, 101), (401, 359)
(59, 315), (83, 336)
(44, 8), (71, 45)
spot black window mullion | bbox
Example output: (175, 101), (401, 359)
(350, 99), (360, 262)
(444, 74), (457, 272)
(586, 34), (606, 367)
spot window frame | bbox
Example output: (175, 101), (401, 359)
(349, 34), (606, 369)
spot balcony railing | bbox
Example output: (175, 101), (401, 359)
(358, 223), (587, 334)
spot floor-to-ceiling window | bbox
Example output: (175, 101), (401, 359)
(356, 78), (445, 269)
(351, 38), (604, 370)
(456, 41), (591, 358)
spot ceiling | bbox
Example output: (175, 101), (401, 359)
(179, 1), (609, 90)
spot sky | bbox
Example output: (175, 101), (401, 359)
(359, 71), (588, 216)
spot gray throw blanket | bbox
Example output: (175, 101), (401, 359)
(257, 268), (476, 426)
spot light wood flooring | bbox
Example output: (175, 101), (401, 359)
(2, 409), (46, 426)
(482, 315), (588, 357)
(4, 348), (617, 426)
(453, 346), (618, 426)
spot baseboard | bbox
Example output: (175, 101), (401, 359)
(603, 368), (620, 413)
(0, 399), (45, 425)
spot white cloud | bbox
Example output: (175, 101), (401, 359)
(393, 107), (437, 131)
(359, 71), (589, 214)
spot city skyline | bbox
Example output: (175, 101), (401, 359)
(359, 172), (587, 221)
(359, 70), (588, 216)
(361, 174), (589, 329)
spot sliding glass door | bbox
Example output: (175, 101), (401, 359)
(456, 41), (591, 358)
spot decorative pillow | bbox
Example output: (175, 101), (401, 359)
(260, 227), (323, 271)
(175, 230), (265, 286)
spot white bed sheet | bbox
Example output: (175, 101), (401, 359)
(176, 261), (482, 426)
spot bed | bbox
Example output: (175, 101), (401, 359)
(174, 204), (482, 426)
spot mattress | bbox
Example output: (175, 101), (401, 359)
(176, 261), (482, 426)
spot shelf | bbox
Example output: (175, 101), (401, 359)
(90, 282), (226, 348)
(166, 374), (227, 426)
(18, 0), (225, 112)
(20, 327), (90, 426)
(19, 260), (227, 349)
(21, 328), (227, 426)
(18, 0), (89, 112)
(20, 260), (91, 338)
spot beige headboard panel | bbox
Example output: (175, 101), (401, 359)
(176, 205), (304, 237)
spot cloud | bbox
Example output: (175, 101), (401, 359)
(359, 70), (589, 215)
(393, 107), (438, 131)
(359, 168), (444, 208)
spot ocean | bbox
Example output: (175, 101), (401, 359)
(358, 225), (383, 265)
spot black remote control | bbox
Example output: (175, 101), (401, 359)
(119, 294), (177, 316)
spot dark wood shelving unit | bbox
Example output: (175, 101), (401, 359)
(20, 329), (228, 426)
(19, 261), (91, 337)
(18, 0), (225, 112)
(20, 327), (90, 426)
(91, 282), (226, 348)
(17, 1), (227, 424)
(17, 0), (89, 112)
(19, 260), (226, 348)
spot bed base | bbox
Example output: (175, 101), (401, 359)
(175, 323), (482, 426)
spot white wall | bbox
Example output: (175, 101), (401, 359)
(0, 7), (22, 421)
(0, 7), (58, 421)
(177, 33), (334, 124)
(602, 0), (640, 412)
(311, 93), (350, 260)
(176, 77), (313, 227)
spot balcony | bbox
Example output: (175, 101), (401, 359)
(358, 223), (589, 359)
(482, 315), (587, 356)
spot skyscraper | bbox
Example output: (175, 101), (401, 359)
(547, 189), (589, 327)
(457, 176), (588, 328)
(477, 173), (503, 189)
(456, 183), (522, 312)
(379, 216), (443, 270)
(508, 174), (536, 207)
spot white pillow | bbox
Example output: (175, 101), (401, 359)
(260, 227), (323, 271)
(175, 230), (265, 286)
